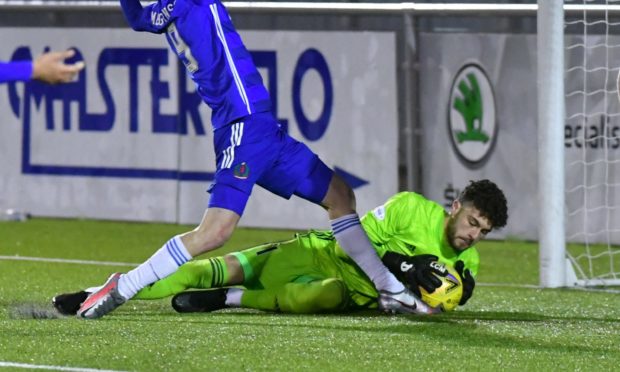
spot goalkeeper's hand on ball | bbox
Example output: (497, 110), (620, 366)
(454, 260), (475, 305)
(381, 252), (446, 297)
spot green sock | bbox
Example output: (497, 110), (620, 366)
(134, 257), (230, 300)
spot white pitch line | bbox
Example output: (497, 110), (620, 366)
(2, 255), (619, 293)
(0, 256), (540, 289)
(478, 282), (620, 293)
(0, 255), (138, 267)
(0, 361), (127, 372)
(478, 282), (539, 288)
(0, 255), (536, 288)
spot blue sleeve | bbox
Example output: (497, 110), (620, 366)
(0, 61), (33, 83)
(119, 0), (167, 33)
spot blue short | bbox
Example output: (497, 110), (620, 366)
(207, 111), (334, 216)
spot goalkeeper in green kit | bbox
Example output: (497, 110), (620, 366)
(53, 180), (507, 315)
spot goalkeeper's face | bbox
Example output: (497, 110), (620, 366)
(446, 200), (493, 251)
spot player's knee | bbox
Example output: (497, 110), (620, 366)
(323, 174), (356, 215)
(204, 225), (234, 248)
(316, 278), (347, 311)
(189, 223), (234, 253)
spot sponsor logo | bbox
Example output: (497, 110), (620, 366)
(430, 261), (447, 274)
(448, 63), (498, 168)
(565, 115), (620, 149)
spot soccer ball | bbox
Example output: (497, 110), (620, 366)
(420, 262), (463, 312)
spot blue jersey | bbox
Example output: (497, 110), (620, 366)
(120, 0), (272, 129)
(0, 61), (33, 83)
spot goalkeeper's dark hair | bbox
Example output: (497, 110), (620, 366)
(458, 179), (508, 229)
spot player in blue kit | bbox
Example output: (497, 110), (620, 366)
(0, 49), (84, 84)
(76, 0), (437, 318)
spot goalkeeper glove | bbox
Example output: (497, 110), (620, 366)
(381, 252), (446, 297)
(454, 260), (475, 305)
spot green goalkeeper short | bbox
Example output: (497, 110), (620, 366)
(230, 231), (379, 309)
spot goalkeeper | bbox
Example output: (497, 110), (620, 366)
(54, 179), (507, 315)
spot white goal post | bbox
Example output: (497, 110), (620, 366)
(538, 1), (569, 288)
(540, 1), (620, 287)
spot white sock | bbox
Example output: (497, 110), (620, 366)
(117, 236), (192, 300)
(225, 288), (243, 307)
(331, 214), (405, 293)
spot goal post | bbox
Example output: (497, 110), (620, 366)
(538, 0), (569, 288)
(541, 1), (620, 288)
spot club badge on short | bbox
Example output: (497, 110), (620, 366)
(234, 162), (249, 179)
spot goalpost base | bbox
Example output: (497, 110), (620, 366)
(565, 257), (579, 287)
(565, 257), (620, 287)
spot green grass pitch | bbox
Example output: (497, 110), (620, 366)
(1, 218), (619, 371)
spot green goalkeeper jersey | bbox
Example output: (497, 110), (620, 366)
(362, 191), (480, 277)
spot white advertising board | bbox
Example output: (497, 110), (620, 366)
(419, 33), (620, 244)
(0, 28), (398, 229)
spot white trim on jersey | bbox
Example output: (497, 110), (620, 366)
(221, 122), (244, 169)
(210, 3), (251, 114)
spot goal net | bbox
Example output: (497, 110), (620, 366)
(562, 0), (620, 286)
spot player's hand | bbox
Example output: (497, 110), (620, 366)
(32, 49), (85, 84)
(454, 260), (475, 305)
(381, 252), (446, 297)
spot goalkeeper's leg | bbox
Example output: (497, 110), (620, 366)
(134, 256), (235, 299)
(54, 239), (295, 314)
(53, 255), (241, 315)
(240, 278), (349, 313)
(135, 240), (281, 300)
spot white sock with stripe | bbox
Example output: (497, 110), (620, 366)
(117, 236), (192, 300)
(331, 214), (405, 293)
